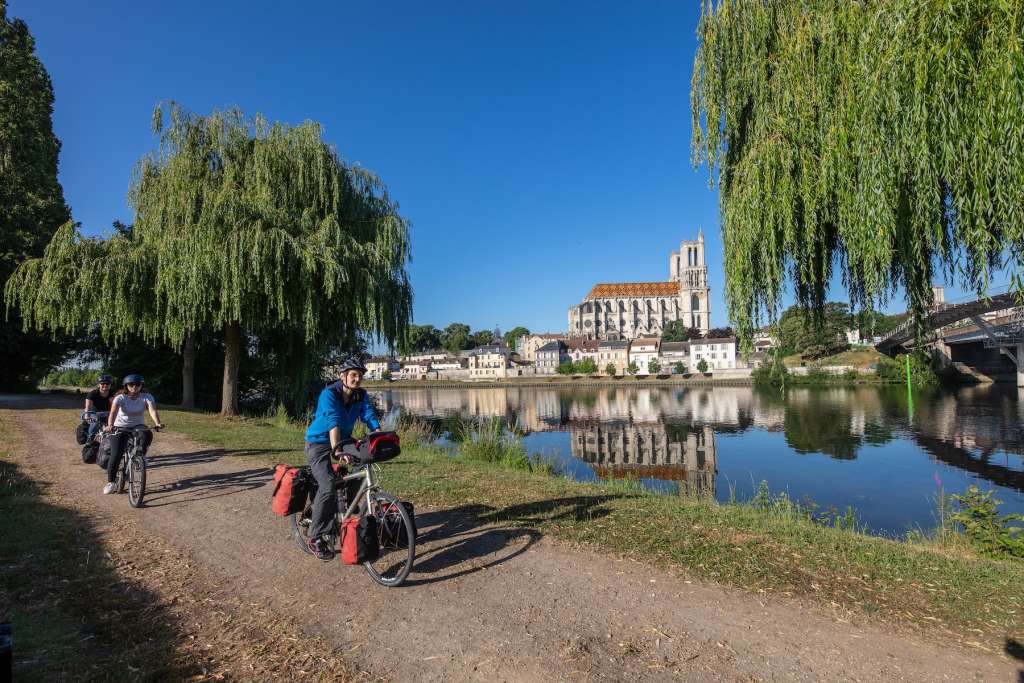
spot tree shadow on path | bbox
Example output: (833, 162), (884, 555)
(403, 495), (631, 587)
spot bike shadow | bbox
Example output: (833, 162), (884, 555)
(402, 495), (626, 587)
(147, 447), (292, 470)
(142, 448), (289, 507)
(1006, 638), (1024, 682)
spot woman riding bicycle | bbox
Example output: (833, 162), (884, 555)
(82, 373), (114, 442)
(303, 357), (380, 560)
(102, 374), (163, 495)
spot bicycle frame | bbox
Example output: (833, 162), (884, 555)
(337, 463), (377, 522)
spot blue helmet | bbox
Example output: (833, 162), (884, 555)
(122, 374), (144, 387)
(337, 357), (367, 374)
(98, 374), (113, 384)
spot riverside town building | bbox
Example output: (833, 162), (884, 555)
(568, 233), (711, 341)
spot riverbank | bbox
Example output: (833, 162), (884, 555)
(365, 374), (755, 389)
(158, 405), (1023, 653)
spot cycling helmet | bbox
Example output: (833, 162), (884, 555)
(337, 357), (367, 374)
(98, 374), (113, 384)
(122, 374), (144, 386)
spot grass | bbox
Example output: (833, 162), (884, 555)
(156, 405), (1024, 652)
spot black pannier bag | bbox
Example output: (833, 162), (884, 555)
(95, 436), (113, 469)
(75, 421), (88, 445)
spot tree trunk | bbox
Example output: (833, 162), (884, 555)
(221, 322), (241, 416)
(181, 332), (196, 410)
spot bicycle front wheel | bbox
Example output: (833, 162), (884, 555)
(128, 454), (146, 507)
(363, 491), (415, 587)
(291, 502), (315, 555)
(115, 457), (126, 494)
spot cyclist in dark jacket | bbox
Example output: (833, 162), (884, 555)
(82, 373), (114, 442)
(303, 357), (380, 560)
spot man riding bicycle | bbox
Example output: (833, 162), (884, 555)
(102, 374), (163, 495)
(303, 357), (380, 560)
(82, 373), (114, 442)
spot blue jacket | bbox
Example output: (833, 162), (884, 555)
(304, 383), (380, 444)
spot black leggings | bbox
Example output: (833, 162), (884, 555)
(106, 429), (153, 483)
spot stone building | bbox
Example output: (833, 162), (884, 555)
(597, 341), (629, 375)
(466, 344), (510, 380)
(568, 233), (711, 341)
(516, 333), (566, 362)
(535, 341), (568, 375)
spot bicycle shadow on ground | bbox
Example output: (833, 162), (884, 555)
(1005, 638), (1023, 682)
(147, 447), (292, 471)
(402, 495), (628, 587)
(142, 451), (279, 507)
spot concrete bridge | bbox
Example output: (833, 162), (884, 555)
(875, 291), (1024, 386)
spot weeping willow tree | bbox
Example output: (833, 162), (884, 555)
(692, 0), (1024, 348)
(7, 103), (413, 415)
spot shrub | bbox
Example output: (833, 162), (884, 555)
(696, 359), (709, 374)
(605, 362), (616, 376)
(951, 486), (1024, 559)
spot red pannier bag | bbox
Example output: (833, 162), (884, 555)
(340, 514), (379, 565)
(270, 464), (311, 516)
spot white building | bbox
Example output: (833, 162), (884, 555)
(365, 356), (400, 380)
(689, 337), (737, 371)
(568, 233), (711, 340)
(397, 361), (430, 380)
(628, 337), (660, 375)
(659, 341), (690, 373)
(536, 341), (568, 375)
(466, 344), (510, 380)
(403, 350), (448, 363)
(516, 333), (566, 362)
(566, 339), (600, 367)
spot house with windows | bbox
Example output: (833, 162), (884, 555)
(689, 337), (737, 371)
(628, 337), (660, 375)
(466, 344), (510, 380)
(516, 333), (566, 362)
(566, 338), (600, 367)
(536, 341), (569, 375)
(597, 340), (629, 375)
(659, 342), (690, 373)
(365, 356), (400, 380)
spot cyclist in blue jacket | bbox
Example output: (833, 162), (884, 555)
(303, 357), (380, 560)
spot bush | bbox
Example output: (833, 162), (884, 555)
(696, 359), (709, 374)
(876, 353), (939, 386)
(752, 359), (788, 386)
(456, 418), (548, 472)
(951, 486), (1024, 559)
(42, 367), (103, 388)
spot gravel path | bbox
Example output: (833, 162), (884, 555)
(3, 394), (1019, 682)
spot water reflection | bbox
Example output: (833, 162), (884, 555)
(374, 384), (1024, 532)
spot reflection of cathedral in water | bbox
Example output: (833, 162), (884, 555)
(570, 422), (717, 496)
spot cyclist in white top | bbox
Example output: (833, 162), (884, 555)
(102, 374), (163, 494)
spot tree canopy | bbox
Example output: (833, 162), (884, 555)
(0, 0), (71, 388)
(7, 104), (412, 414)
(775, 302), (851, 358)
(662, 321), (702, 342)
(692, 0), (1024, 347)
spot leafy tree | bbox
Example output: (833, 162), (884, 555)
(674, 361), (685, 375)
(776, 303), (850, 358)
(0, 1), (72, 389)
(7, 104), (412, 415)
(662, 321), (701, 342)
(648, 359), (661, 375)
(697, 359), (709, 374)
(400, 324), (442, 355)
(471, 329), (494, 348)
(605, 362), (616, 376)
(441, 322), (472, 355)
(556, 360), (576, 375)
(705, 327), (734, 339)
(577, 357), (597, 375)
(692, 0), (1024, 346)
(504, 326), (530, 350)
(627, 361), (639, 376)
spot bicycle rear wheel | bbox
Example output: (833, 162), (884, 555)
(363, 491), (415, 587)
(128, 454), (146, 507)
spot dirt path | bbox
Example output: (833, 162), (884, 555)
(3, 394), (1019, 681)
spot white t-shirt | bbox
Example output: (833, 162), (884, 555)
(112, 392), (156, 428)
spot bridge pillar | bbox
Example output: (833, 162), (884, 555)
(1019, 344), (1024, 387)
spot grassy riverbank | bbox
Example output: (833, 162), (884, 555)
(157, 406), (1024, 652)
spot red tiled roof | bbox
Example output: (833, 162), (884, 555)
(586, 282), (679, 299)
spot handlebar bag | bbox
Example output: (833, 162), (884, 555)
(367, 432), (401, 462)
(270, 464), (313, 517)
(340, 514), (380, 565)
(75, 421), (88, 445)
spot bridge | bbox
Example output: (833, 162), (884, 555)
(875, 290), (1023, 386)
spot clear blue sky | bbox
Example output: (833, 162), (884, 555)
(12, 0), (986, 335)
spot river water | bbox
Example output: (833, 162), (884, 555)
(369, 383), (1024, 536)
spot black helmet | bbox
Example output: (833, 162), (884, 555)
(123, 374), (144, 386)
(98, 374), (113, 384)
(337, 357), (367, 374)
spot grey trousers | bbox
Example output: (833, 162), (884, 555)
(305, 442), (338, 539)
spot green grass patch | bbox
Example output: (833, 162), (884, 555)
(158, 406), (1023, 650)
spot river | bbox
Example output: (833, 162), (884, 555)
(368, 383), (1024, 536)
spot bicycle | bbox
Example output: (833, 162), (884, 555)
(110, 424), (161, 508)
(291, 434), (416, 587)
(80, 410), (109, 463)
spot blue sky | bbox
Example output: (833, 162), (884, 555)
(11, 0), (986, 335)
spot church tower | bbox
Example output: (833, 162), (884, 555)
(669, 230), (710, 333)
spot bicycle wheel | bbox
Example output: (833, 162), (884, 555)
(363, 491), (415, 587)
(290, 502), (315, 555)
(128, 454), (146, 508)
